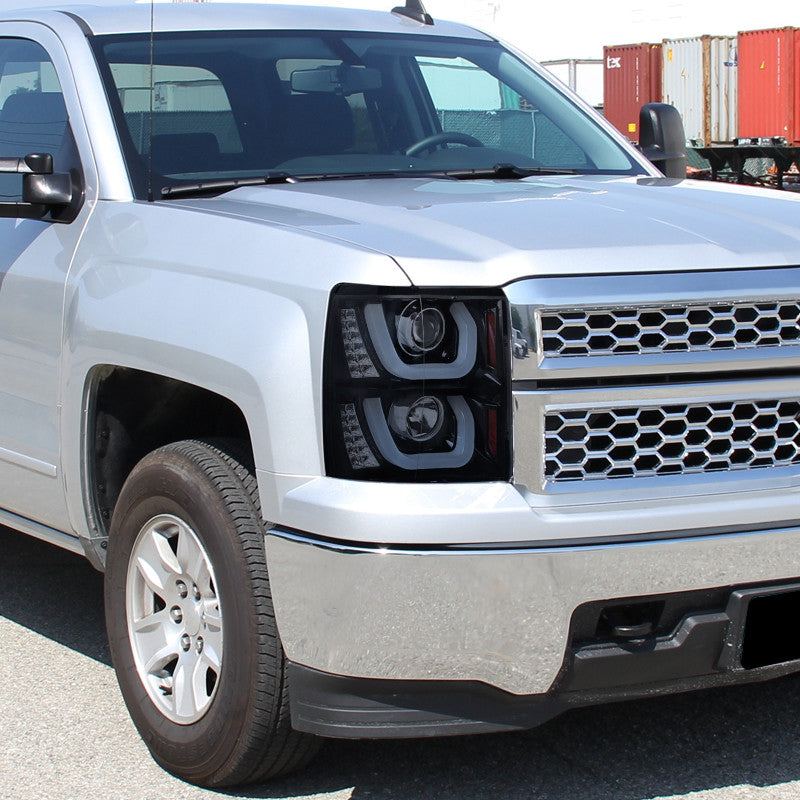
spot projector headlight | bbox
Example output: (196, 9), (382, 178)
(324, 286), (511, 482)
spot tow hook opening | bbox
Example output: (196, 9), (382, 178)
(597, 601), (665, 643)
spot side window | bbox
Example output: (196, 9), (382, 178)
(418, 56), (534, 155)
(416, 55), (589, 168)
(0, 38), (69, 200)
(109, 63), (242, 176)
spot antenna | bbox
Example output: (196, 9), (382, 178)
(147, 0), (154, 201)
(391, 0), (434, 26)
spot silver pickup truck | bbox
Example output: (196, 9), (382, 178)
(4, 0), (800, 788)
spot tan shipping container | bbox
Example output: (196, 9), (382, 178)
(662, 35), (738, 144)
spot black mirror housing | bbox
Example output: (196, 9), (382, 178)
(639, 103), (687, 179)
(23, 172), (73, 206)
(0, 152), (79, 221)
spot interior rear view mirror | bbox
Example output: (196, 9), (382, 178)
(290, 65), (382, 96)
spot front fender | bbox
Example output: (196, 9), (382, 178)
(60, 199), (409, 540)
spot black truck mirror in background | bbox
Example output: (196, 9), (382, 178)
(638, 103), (687, 179)
(0, 152), (77, 221)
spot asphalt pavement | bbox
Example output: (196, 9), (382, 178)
(3, 524), (800, 800)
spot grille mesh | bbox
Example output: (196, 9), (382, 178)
(540, 301), (800, 358)
(544, 399), (800, 482)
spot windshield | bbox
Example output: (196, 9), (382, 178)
(93, 30), (644, 198)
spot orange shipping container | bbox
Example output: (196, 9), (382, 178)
(603, 43), (662, 143)
(738, 27), (798, 142)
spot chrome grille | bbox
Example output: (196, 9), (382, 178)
(540, 301), (800, 358)
(544, 399), (800, 482)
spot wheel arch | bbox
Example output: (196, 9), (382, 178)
(79, 364), (260, 567)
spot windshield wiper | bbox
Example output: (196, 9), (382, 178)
(160, 169), (464, 199)
(160, 164), (578, 200)
(161, 172), (298, 199)
(438, 164), (580, 179)
(314, 165), (580, 180)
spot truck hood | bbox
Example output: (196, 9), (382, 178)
(180, 175), (800, 286)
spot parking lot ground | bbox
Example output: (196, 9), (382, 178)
(4, 524), (800, 800)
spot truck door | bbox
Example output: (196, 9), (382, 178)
(0, 28), (91, 533)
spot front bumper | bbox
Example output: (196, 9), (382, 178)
(265, 524), (800, 697)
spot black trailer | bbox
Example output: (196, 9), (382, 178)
(691, 144), (800, 190)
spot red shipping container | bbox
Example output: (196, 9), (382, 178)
(738, 27), (798, 142)
(796, 30), (800, 142)
(603, 43), (662, 142)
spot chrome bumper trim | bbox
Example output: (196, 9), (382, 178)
(266, 523), (800, 696)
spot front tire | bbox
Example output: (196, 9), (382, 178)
(104, 439), (319, 787)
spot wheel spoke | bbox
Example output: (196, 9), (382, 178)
(144, 643), (178, 676)
(173, 651), (201, 718)
(176, 524), (205, 584)
(192, 651), (214, 706)
(194, 559), (214, 597)
(202, 601), (222, 633)
(134, 528), (182, 596)
(132, 607), (170, 635)
(132, 609), (173, 671)
(202, 629), (222, 671)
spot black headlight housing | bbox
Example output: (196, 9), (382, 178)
(324, 285), (512, 482)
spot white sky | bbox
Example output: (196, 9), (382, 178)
(4, 0), (798, 105)
(195, 0), (797, 62)
(289, 0), (799, 105)
(7, 0), (799, 60)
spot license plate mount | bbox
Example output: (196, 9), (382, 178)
(720, 584), (800, 670)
